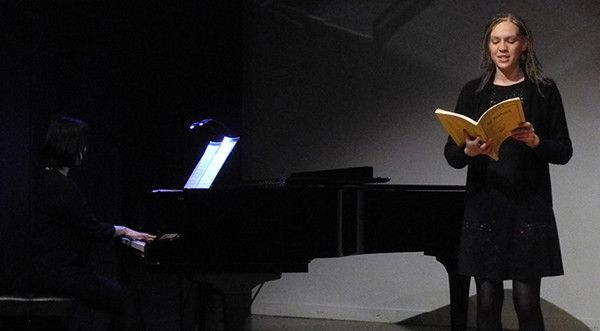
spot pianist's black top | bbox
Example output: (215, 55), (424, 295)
(444, 76), (572, 280)
(32, 168), (115, 269)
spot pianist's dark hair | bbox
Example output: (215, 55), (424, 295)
(41, 115), (89, 168)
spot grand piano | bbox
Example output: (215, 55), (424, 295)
(120, 166), (465, 330)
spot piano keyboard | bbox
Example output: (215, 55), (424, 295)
(121, 237), (147, 254)
(120, 233), (180, 256)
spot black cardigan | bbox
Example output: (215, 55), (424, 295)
(444, 77), (573, 204)
(32, 169), (115, 269)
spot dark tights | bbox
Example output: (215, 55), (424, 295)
(475, 278), (544, 331)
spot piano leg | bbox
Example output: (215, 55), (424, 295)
(192, 274), (281, 331)
(194, 283), (249, 331)
(438, 256), (471, 331)
(222, 291), (251, 331)
(196, 283), (223, 330)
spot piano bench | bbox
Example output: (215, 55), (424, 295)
(0, 295), (75, 328)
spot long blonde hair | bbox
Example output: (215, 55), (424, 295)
(478, 13), (549, 92)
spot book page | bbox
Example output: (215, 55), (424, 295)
(477, 97), (525, 157)
(184, 141), (220, 189)
(435, 109), (483, 146)
(184, 136), (239, 189)
(198, 136), (238, 187)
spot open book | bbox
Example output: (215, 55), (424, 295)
(184, 136), (239, 189)
(434, 97), (525, 160)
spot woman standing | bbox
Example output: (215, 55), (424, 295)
(444, 13), (572, 330)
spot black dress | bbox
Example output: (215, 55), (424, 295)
(444, 77), (572, 281)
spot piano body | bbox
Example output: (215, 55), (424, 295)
(120, 167), (465, 330)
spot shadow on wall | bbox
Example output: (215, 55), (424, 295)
(399, 290), (591, 330)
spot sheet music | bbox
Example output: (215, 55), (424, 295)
(184, 136), (239, 189)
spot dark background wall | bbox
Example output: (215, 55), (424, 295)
(0, 0), (242, 297)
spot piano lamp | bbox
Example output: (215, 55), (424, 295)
(188, 118), (229, 141)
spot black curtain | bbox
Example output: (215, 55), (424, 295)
(0, 2), (33, 294)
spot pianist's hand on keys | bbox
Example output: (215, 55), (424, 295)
(114, 225), (156, 242)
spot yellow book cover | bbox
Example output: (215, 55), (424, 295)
(434, 97), (525, 160)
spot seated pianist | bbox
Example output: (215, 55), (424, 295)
(28, 115), (155, 330)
